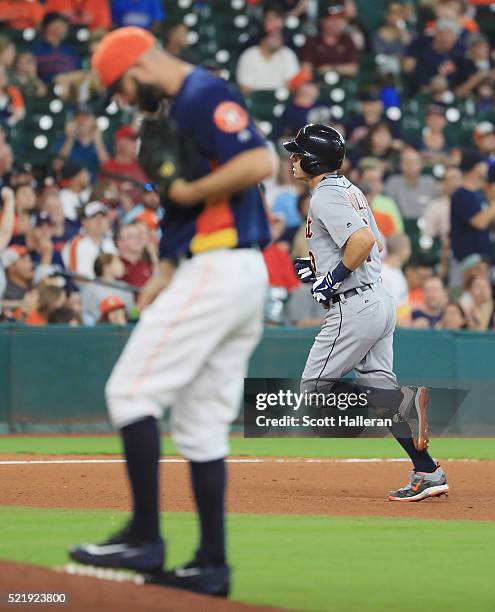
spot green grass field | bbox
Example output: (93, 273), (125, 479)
(1, 435), (495, 459)
(1, 507), (494, 612)
(1, 436), (494, 611)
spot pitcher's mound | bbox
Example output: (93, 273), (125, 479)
(0, 561), (281, 611)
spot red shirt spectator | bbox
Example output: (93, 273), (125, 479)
(115, 223), (153, 287)
(262, 243), (300, 291)
(300, 5), (358, 76)
(100, 125), (148, 187)
(43, 0), (111, 30)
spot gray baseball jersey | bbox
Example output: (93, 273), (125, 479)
(306, 174), (381, 293)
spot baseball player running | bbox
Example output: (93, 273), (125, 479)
(284, 124), (449, 502)
(69, 27), (273, 596)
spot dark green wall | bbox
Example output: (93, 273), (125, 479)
(0, 324), (493, 432)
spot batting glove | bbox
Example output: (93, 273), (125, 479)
(311, 273), (339, 305)
(294, 257), (316, 283)
(311, 261), (353, 306)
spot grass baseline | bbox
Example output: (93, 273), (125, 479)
(0, 506), (493, 612)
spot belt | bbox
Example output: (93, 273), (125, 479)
(331, 283), (373, 304)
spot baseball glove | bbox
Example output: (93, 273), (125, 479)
(138, 110), (200, 207)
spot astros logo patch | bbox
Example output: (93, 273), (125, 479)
(213, 101), (249, 133)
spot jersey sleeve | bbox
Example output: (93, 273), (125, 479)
(313, 186), (368, 249)
(191, 80), (267, 163)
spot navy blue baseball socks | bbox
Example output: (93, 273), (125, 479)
(69, 416), (163, 571)
(145, 561), (231, 597)
(69, 522), (165, 572)
(121, 416), (161, 542)
(189, 458), (227, 567)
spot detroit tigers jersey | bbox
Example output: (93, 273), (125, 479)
(306, 174), (382, 293)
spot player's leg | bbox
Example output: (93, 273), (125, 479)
(69, 252), (263, 571)
(355, 287), (448, 500)
(161, 252), (266, 595)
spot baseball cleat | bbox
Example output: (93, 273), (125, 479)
(144, 561), (231, 597)
(388, 464), (449, 502)
(69, 523), (164, 573)
(398, 385), (430, 451)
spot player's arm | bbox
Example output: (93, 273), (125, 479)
(342, 227), (377, 270)
(169, 147), (275, 205)
(137, 259), (176, 310)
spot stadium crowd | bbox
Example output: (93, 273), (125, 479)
(0, 0), (494, 330)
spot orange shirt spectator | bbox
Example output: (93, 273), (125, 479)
(43, 0), (111, 30)
(0, 0), (44, 29)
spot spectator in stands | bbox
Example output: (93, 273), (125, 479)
(299, 4), (358, 77)
(353, 122), (399, 174)
(11, 51), (48, 99)
(284, 284), (324, 327)
(48, 305), (80, 324)
(100, 125), (147, 187)
(381, 233), (412, 326)
(360, 164), (403, 236)
(273, 82), (333, 139)
(1, 245), (34, 300)
(58, 161), (91, 222)
(474, 122), (495, 172)
(0, 65), (25, 128)
(403, 18), (463, 94)
(243, 3), (296, 52)
(418, 104), (453, 169)
(31, 12), (81, 84)
(450, 151), (495, 284)
(0, 140), (13, 188)
(385, 147), (438, 220)
(115, 222), (154, 288)
(55, 108), (109, 181)
(372, 1), (412, 76)
(26, 211), (66, 276)
(62, 201), (116, 278)
(236, 31), (300, 94)
(98, 294), (127, 325)
(439, 301), (468, 329)
(111, 0), (164, 33)
(411, 276), (448, 328)
(264, 0), (310, 18)
(43, 0), (111, 31)
(9, 163), (34, 189)
(347, 90), (386, 146)
(263, 214), (300, 324)
(25, 283), (66, 325)
(40, 189), (79, 249)
(405, 261), (433, 309)
(80, 252), (133, 324)
(455, 33), (495, 99)
(0, 36), (16, 74)
(162, 22), (196, 63)
(291, 191), (310, 258)
(0, 186), (15, 303)
(13, 183), (37, 238)
(0, 0), (44, 29)
(463, 275), (493, 331)
(422, 165), (462, 242)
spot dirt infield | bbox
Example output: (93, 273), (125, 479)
(1, 456), (494, 520)
(0, 561), (282, 611)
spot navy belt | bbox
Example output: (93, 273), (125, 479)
(331, 283), (373, 304)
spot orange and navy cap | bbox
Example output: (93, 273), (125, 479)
(100, 295), (126, 315)
(91, 27), (156, 88)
